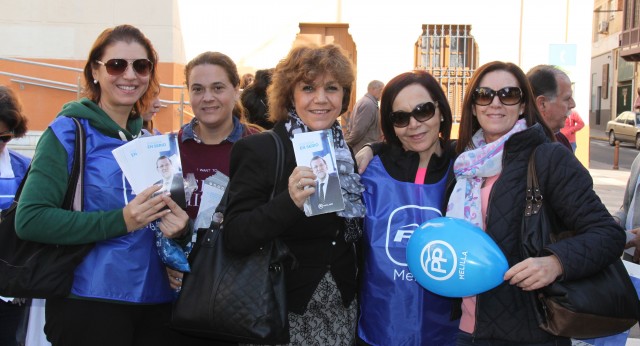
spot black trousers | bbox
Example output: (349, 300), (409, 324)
(44, 298), (179, 346)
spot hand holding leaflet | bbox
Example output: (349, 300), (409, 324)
(112, 133), (190, 272)
(291, 129), (345, 216)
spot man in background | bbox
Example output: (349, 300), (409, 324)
(526, 65), (576, 150)
(347, 80), (384, 152)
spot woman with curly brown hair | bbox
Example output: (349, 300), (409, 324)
(223, 43), (365, 345)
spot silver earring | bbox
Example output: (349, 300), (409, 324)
(519, 111), (523, 115)
(440, 116), (444, 122)
(93, 79), (98, 84)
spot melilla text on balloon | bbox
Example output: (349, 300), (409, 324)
(406, 217), (508, 298)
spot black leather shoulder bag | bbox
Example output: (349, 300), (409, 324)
(172, 130), (292, 344)
(522, 147), (640, 339)
(0, 117), (94, 298)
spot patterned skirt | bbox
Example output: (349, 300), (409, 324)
(243, 272), (357, 346)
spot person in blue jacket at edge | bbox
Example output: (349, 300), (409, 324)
(0, 85), (32, 346)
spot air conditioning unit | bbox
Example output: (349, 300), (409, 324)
(598, 21), (609, 34)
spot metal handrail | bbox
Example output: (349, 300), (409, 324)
(11, 79), (77, 93)
(0, 57), (83, 72)
(2, 72), (79, 89)
(1, 56), (191, 125)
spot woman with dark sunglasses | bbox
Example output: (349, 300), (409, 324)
(448, 61), (623, 345)
(15, 25), (189, 346)
(354, 70), (459, 345)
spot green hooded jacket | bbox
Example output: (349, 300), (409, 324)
(15, 98), (142, 244)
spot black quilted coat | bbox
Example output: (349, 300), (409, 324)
(468, 123), (625, 343)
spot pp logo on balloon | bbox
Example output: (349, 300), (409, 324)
(421, 240), (456, 281)
(406, 217), (508, 298)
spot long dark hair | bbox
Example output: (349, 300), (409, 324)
(456, 61), (554, 154)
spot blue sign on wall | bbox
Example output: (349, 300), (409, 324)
(549, 44), (577, 66)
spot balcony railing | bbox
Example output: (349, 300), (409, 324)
(619, 27), (640, 61)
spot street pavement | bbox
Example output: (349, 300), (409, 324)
(589, 168), (640, 345)
(587, 133), (639, 345)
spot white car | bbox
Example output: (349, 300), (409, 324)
(606, 111), (640, 149)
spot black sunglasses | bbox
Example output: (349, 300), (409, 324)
(389, 101), (439, 128)
(96, 59), (153, 77)
(472, 87), (523, 106)
(0, 130), (13, 143)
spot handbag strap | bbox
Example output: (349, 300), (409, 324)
(266, 130), (285, 195)
(525, 147), (542, 217)
(214, 129), (284, 215)
(10, 117), (85, 212)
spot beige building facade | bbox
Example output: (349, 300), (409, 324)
(1, 0), (592, 164)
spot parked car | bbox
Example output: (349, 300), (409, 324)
(606, 111), (640, 149)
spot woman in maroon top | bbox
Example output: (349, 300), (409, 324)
(170, 51), (261, 346)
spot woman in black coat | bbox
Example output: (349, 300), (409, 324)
(223, 43), (365, 345)
(447, 61), (624, 345)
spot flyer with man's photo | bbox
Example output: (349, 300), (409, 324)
(291, 130), (345, 217)
(111, 133), (188, 209)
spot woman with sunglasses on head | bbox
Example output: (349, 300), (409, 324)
(354, 71), (459, 345)
(222, 43), (364, 345)
(447, 61), (623, 345)
(0, 85), (31, 346)
(15, 25), (189, 346)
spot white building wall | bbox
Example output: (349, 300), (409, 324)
(0, 0), (185, 63)
(177, 0), (592, 124)
(1, 0), (592, 122)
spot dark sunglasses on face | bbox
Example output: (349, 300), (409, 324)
(96, 59), (153, 77)
(472, 87), (523, 106)
(0, 130), (13, 143)
(389, 101), (439, 128)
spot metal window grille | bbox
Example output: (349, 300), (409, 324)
(415, 24), (478, 122)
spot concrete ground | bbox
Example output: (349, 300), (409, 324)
(587, 130), (638, 345)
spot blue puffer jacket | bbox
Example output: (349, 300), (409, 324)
(467, 123), (625, 343)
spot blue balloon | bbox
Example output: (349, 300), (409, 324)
(406, 217), (508, 297)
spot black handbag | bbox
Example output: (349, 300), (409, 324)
(0, 117), (94, 298)
(522, 147), (640, 339)
(171, 130), (292, 344)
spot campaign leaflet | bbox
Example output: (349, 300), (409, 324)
(291, 129), (345, 217)
(194, 171), (228, 230)
(111, 133), (187, 209)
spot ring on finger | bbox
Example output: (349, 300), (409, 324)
(296, 180), (303, 190)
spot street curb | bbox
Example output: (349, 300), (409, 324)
(591, 135), (609, 142)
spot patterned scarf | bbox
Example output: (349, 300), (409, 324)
(446, 119), (527, 229)
(284, 108), (365, 242)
